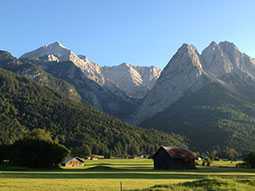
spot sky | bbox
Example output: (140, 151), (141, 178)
(0, 0), (255, 68)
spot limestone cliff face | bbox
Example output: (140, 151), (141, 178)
(21, 42), (161, 98)
(135, 41), (255, 124)
(102, 63), (161, 98)
(202, 41), (255, 79)
(21, 42), (104, 84)
(134, 65), (161, 89)
(201, 41), (233, 77)
(135, 44), (207, 123)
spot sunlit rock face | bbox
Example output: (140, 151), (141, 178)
(21, 42), (161, 98)
(102, 63), (161, 98)
(21, 42), (104, 84)
(135, 43), (207, 123)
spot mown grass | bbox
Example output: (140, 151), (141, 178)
(130, 178), (255, 191)
(0, 159), (254, 191)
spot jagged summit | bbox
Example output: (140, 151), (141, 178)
(20, 41), (72, 61)
(219, 41), (239, 50)
(120, 62), (130, 67)
(162, 43), (203, 78)
(134, 43), (207, 123)
(202, 41), (233, 77)
(20, 42), (104, 84)
(47, 41), (65, 48)
(102, 63), (161, 98)
(202, 41), (255, 78)
(135, 40), (255, 123)
(19, 42), (161, 98)
(39, 41), (66, 50)
(179, 43), (196, 50)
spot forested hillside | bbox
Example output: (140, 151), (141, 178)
(0, 68), (184, 156)
(141, 74), (255, 153)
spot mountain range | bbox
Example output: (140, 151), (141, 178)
(138, 41), (255, 152)
(20, 42), (161, 99)
(1, 41), (255, 153)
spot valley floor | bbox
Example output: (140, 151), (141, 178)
(0, 159), (255, 191)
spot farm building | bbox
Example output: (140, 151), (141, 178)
(152, 146), (196, 170)
(62, 157), (85, 167)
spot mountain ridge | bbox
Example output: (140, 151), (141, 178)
(2, 40), (255, 153)
(20, 42), (161, 99)
(138, 41), (255, 152)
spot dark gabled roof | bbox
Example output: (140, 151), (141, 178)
(75, 157), (85, 163)
(62, 156), (85, 163)
(154, 146), (196, 161)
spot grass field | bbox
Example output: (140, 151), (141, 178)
(0, 159), (255, 191)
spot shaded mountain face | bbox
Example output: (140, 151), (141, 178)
(38, 61), (139, 119)
(141, 76), (255, 152)
(0, 68), (184, 155)
(0, 48), (139, 120)
(0, 52), (139, 120)
(0, 50), (17, 64)
(15, 42), (161, 119)
(20, 42), (160, 98)
(0, 52), (81, 101)
(138, 41), (255, 152)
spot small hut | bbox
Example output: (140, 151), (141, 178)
(62, 157), (85, 167)
(152, 146), (196, 170)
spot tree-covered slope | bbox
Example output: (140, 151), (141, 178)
(141, 74), (255, 153)
(40, 61), (140, 120)
(0, 68), (184, 156)
(0, 51), (81, 101)
(0, 50), (140, 121)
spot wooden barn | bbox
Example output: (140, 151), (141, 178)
(152, 146), (196, 170)
(62, 157), (85, 167)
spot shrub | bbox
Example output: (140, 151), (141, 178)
(10, 138), (70, 168)
(244, 152), (255, 168)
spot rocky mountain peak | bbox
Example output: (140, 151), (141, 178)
(134, 43), (207, 124)
(47, 41), (65, 48)
(218, 41), (243, 68)
(120, 62), (130, 67)
(206, 41), (218, 51)
(161, 43), (203, 78)
(134, 65), (161, 89)
(202, 41), (255, 78)
(20, 42), (105, 84)
(21, 41), (71, 61)
(20, 42), (161, 98)
(219, 41), (239, 51)
(202, 41), (233, 77)
(102, 63), (160, 98)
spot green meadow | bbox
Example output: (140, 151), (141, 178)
(0, 159), (255, 191)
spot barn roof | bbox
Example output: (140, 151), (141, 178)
(62, 157), (85, 164)
(156, 146), (196, 161)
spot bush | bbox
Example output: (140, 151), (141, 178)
(9, 139), (70, 168)
(244, 152), (255, 168)
(0, 145), (9, 164)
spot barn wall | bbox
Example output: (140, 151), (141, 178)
(153, 149), (171, 170)
(153, 148), (195, 170)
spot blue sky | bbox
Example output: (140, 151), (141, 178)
(0, 0), (254, 68)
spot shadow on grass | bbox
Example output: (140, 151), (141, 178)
(0, 172), (205, 179)
(1, 165), (255, 180)
(129, 178), (255, 191)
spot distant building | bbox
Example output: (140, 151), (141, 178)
(62, 157), (85, 167)
(152, 146), (196, 170)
